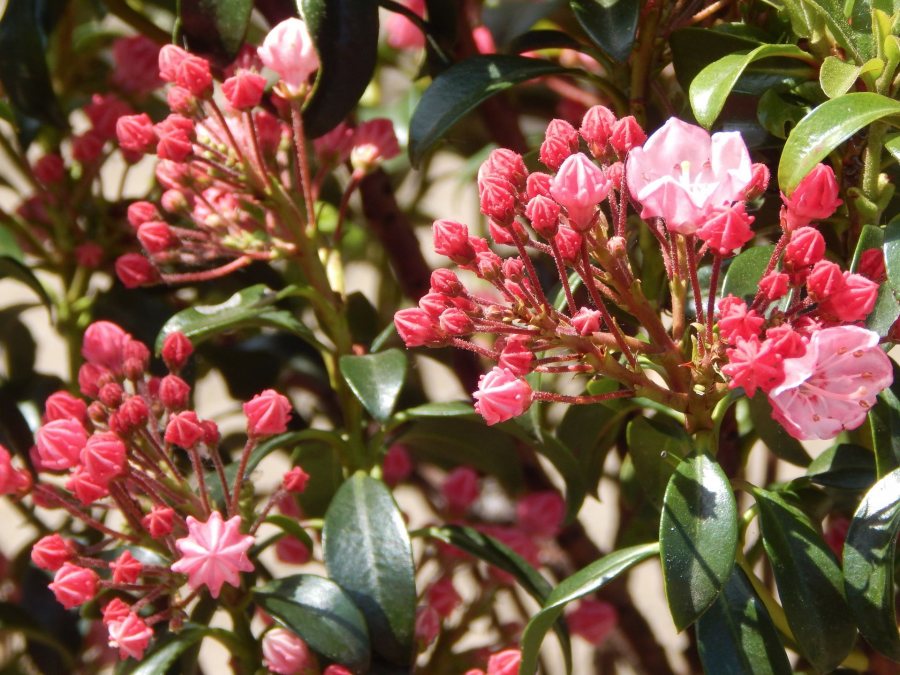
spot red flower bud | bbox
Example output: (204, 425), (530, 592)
(165, 411), (204, 448)
(525, 195), (561, 238)
(781, 163), (841, 231)
(784, 226), (825, 269)
(142, 505), (175, 538)
(244, 390), (292, 437)
(116, 114), (157, 154)
(580, 105), (617, 157)
(116, 253), (157, 288)
(540, 119), (579, 171)
(162, 331), (194, 371)
(49, 563), (98, 609)
(159, 375), (191, 410)
(32, 534), (75, 571)
(282, 466), (309, 493)
(609, 115), (646, 154)
(222, 71), (267, 110)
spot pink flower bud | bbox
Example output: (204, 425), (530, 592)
(36, 419), (88, 471)
(66, 466), (109, 505)
(472, 24), (496, 54)
(807, 260), (845, 301)
(415, 605), (441, 648)
(609, 115), (646, 154)
(107, 612), (153, 660)
(394, 308), (444, 347)
(480, 149), (528, 192)
(244, 389), (292, 437)
(859, 248), (887, 282)
(283, 466), (309, 493)
(782, 163), (841, 230)
(32, 534), (75, 571)
(81, 432), (126, 484)
(427, 577), (461, 618)
(517, 490), (565, 538)
(161, 332), (194, 371)
(478, 175), (517, 223)
(418, 292), (450, 319)
(33, 154), (65, 184)
(137, 221), (177, 253)
(554, 224), (582, 262)
(175, 55), (212, 97)
(433, 220), (476, 265)
(116, 114), (157, 154)
(550, 153), (610, 230)
(383, 444), (413, 486)
(44, 391), (88, 425)
(102, 598), (131, 625)
(323, 666), (353, 675)
(784, 226), (825, 268)
(746, 162), (770, 200)
(385, 0), (425, 50)
(567, 599), (618, 645)
(110, 550), (142, 584)
(821, 272), (879, 322)
(487, 649), (522, 675)
(442, 466), (480, 514)
(580, 105), (617, 157)
(572, 307), (601, 335)
(540, 119), (579, 171)
(49, 563), (99, 609)
(717, 295), (764, 343)
(115, 396), (149, 434)
(275, 535), (311, 565)
(142, 505), (175, 538)
(85, 93), (133, 139)
(430, 269), (463, 296)
(158, 44), (189, 82)
(166, 85), (198, 116)
(165, 411), (204, 448)
(765, 325), (805, 360)
(116, 253), (158, 288)
(525, 195), (561, 238)
(473, 367), (533, 425)
(258, 18), (320, 97)
(526, 172), (553, 200)
(222, 71), (267, 110)
(127, 201), (160, 229)
(159, 375), (191, 410)
(439, 308), (474, 336)
(77, 362), (109, 398)
(498, 335), (533, 376)
(695, 203), (755, 256)
(262, 628), (317, 674)
(112, 34), (161, 95)
(350, 118), (400, 173)
(83, 320), (130, 371)
(759, 271), (789, 301)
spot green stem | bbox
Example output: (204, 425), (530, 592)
(860, 121), (886, 225)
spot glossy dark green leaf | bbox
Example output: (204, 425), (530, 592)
(752, 487), (856, 672)
(866, 281), (900, 337)
(507, 29), (582, 54)
(843, 467), (900, 661)
(778, 93), (900, 193)
(339, 349), (407, 423)
(0, 258), (52, 310)
(519, 542), (659, 675)
(851, 224), (885, 271)
(659, 452), (738, 631)
(0, 0), (66, 143)
(123, 626), (211, 675)
(569, 0), (638, 62)
(254, 574), (371, 672)
(757, 89), (807, 139)
(627, 416), (689, 509)
(301, 0), (379, 137)
(401, 400), (476, 418)
(323, 473), (415, 665)
(156, 284), (321, 352)
(409, 55), (568, 166)
(695, 567), (792, 675)
(670, 28), (761, 92)
(870, 381), (900, 478)
(265, 514), (315, 553)
(180, 0), (252, 65)
(806, 443), (876, 490)
(747, 393), (812, 467)
(690, 44), (813, 129)
(294, 440), (344, 518)
(721, 245), (775, 302)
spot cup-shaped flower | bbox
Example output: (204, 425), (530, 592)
(171, 511), (255, 598)
(473, 367), (533, 425)
(768, 326), (893, 440)
(626, 118), (752, 234)
(549, 153), (610, 231)
(258, 18), (319, 97)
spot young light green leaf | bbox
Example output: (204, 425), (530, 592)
(659, 452), (738, 630)
(721, 245), (775, 302)
(884, 218), (900, 295)
(751, 487), (857, 672)
(569, 0), (639, 62)
(778, 93), (900, 193)
(323, 473), (416, 665)
(696, 567), (792, 675)
(254, 574), (371, 672)
(843, 467), (900, 661)
(519, 543), (659, 674)
(850, 223), (885, 271)
(339, 349), (408, 423)
(819, 55), (862, 98)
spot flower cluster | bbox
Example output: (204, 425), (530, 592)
(25, 321), (306, 661)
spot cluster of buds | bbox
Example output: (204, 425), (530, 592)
(24, 321), (308, 661)
(114, 18), (400, 288)
(394, 111), (894, 439)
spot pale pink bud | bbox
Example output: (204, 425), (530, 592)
(32, 534), (75, 571)
(572, 307), (601, 335)
(175, 55), (213, 97)
(81, 432), (126, 484)
(83, 320), (130, 372)
(107, 612), (153, 660)
(550, 153), (610, 230)
(526, 172), (552, 199)
(166, 85), (198, 116)
(165, 411), (204, 448)
(442, 466), (480, 514)
(580, 105), (617, 157)
(44, 391), (88, 425)
(258, 18), (320, 97)
(439, 308), (474, 336)
(102, 598), (131, 625)
(782, 163), (841, 230)
(222, 71), (266, 110)
(36, 419), (88, 471)
(99, 381), (124, 408)
(115, 396), (149, 435)
(480, 148), (528, 192)
(158, 45), (189, 82)
(350, 118), (400, 173)
(822, 272), (879, 322)
(162, 331), (194, 371)
(66, 467), (109, 505)
(49, 563), (98, 609)
(127, 201), (160, 229)
(244, 389), (292, 437)
(498, 336), (533, 376)
(555, 224), (582, 262)
(116, 253), (157, 288)
(807, 260), (845, 302)
(478, 175), (517, 223)
(116, 114), (156, 154)
(473, 367), (533, 425)
(77, 362), (109, 398)
(540, 119), (579, 171)
(262, 628), (316, 674)
(429, 269), (463, 296)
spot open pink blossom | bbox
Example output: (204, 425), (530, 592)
(768, 326), (893, 440)
(473, 367), (533, 425)
(626, 118), (753, 234)
(171, 511), (254, 598)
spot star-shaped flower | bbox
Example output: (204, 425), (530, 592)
(171, 511), (254, 598)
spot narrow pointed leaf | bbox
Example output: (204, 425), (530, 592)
(339, 349), (407, 423)
(752, 487), (856, 672)
(519, 543), (658, 674)
(254, 574), (371, 672)
(323, 474), (416, 665)
(627, 416), (689, 508)
(0, 257), (52, 310)
(659, 452), (738, 631)
(843, 467), (900, 661)
(123, 626), (215, 675)
(569, 0), (639, 62)
(696, 567), (792, 675)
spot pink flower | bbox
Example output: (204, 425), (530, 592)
(567, 599), (618, 645)
(112, 35), (161, 95)
(81, 432), (127, 484)
(32, 534), (75, 571)
(717, 295), (763, 343)
(244, 389), (292, 436)
(487, 648), (522, 675)
(262, 628), (316, 674)
(572, 307), (602, 335)
(442, 466), (480, 514)
(781, 163), (841, 230)
(769, 326), (893, 440)
(517, 490), (565, 539)
(427, 577), (461, 618)
(102, 598), (132, 625)
(550, 153), (610, 231)
(626, 118), (752, 234)
(107, 612), (153, 660)
(819, 272), (879, 323)
(383, 444), (413, 486)
(258, 18), (319, 97)
(722, 336), (785, 397)
(36, 419), (88, 471)
(171, 511), (255, 598)
(282, 467), (309, 493)
(350, 118), (400, 172)
(759, 271), (790, 300)
(784, 226), (826, 269)
(49, 562), (98, 609)
(385, 0), (426, 50)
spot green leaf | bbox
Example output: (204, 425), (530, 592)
(339, 349), (407, 423)
(885, 218), (900, 296)
(0, 225), (24, 263)
(780, 0), (869, 63)
(408, 55), (568, 166)
(751, 487), (857, 671)
(870, 378), (900, 478)
(519, 543), (659, 675)
(401, 400), (476, 418)
(507, 29), (582, 54)
(659, 452), (738, 631)
(865, 281), (900, 337)
(747, 393), (812, 467)
(123, 626), (210, 675)
(695, 567), (793, 675)
(806, 443), (876, 490)
(721, 245), (775, 302)
(690, 44), (813, 129)
(180, 0), (252, 65)
(627, 416), (689, 509)
(0, 257), (52, 310)
(819, 55), (862, 98)
(254, 574), (371, 672)
(778, 93), (900, 193)
(323, 473), (416, 665)
(264, 513), (315, 553)
(851, 223), (885, 271)
(301, 0), (379, 137)
(757, 89), (807, 139)
(843, 467), (900, 661)
(670, 28), (762, 93)
(155, 284), (321, 352)
(569, 0), (639, 62)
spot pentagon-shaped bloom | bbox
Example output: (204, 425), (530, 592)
(171, 512), (254, 598)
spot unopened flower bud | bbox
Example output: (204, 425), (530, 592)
(525, 195), (560, 238)
(244, 389), (292, 437)
(781, 163), (841, 231)
(116, 253), (157, 288)
(49, 563), (98, 609)
(116, 114), (156, 154)
(550, 153), (610, 230)
(784, 226), (825, 268)
(758, 271), (789, 300)
(572, 307), (602, 335)
(283, 466), (309, 493)
(442, 466), (480, 514)
(474, 366), (533, 425)
(159, 375), (191, 410)
(439, 308), (474, 336)
(32, 534), (75, 571)
(222, 71), (266, 110)
(258, 18), (319, 98)
(165, 411), (204, 448)
(580, 105), (617, 157)
(540, 119), (579, 171)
